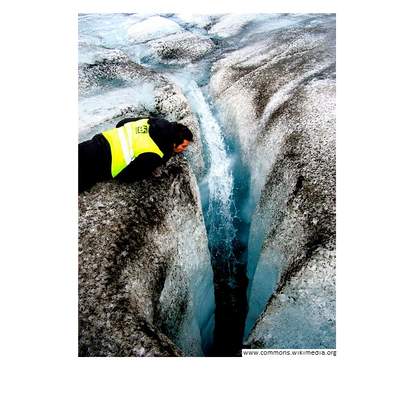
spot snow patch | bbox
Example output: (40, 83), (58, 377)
(128, 16), (183, 43)
(208, 14), (255, 38)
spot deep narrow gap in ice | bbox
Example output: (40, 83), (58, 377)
(168, 75), (252, 356)
(117, 14), (260, 355)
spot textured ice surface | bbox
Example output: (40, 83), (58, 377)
(208, 14), (336, 346)
(245, 243), (335, 348)
(208, 14), (257, 38)
(79, 84), (155, 141)
(208, 14), (307, 40)
(127, 16), (183, 43)
(158, 190), (216, 354)
(79, 14), (145, 57)
(79, 158), (215, 356)
(174, 14), (215, 29)
(153, 163), (215, 354)
(78, 14), (217, 355)
(146, 31), (214, 64)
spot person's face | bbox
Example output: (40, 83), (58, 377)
(173, 139), (191, 154)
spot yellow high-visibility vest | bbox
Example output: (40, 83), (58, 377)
(102, 119), (164, 178)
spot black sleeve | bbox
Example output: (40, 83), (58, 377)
(116, 153), (163, 182)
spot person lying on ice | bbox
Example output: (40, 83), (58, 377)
(79, 117), (193, 193)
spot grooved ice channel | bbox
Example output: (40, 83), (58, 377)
(173, 78), (249, 356)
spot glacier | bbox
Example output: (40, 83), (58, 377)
(78, 13), (336, 355)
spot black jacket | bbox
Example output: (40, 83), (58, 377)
(78, 117), (177, 193)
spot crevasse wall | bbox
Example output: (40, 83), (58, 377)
(208, 14), (336, 347)
(78, 29), (215, 355)
(79, 158), (215, 356)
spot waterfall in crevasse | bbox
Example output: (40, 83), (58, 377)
(181, 81), (236, 263)
(169, 77), (249, 356)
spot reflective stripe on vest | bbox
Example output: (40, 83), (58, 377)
(102, 119), (164, 178)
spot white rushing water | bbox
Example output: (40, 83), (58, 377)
(174, 77), (236, 262)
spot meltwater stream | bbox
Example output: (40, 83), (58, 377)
(172, 78), (250, 356)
